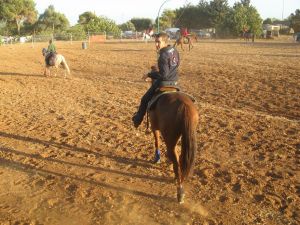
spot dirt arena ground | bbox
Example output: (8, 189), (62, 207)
(0, 39), (299, 225)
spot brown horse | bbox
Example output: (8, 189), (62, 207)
(174, 34), (197, 51)
(149, 92), (199, 203)
(241, 31), (254, 42)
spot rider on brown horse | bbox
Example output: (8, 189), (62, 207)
(181, 27), (189, 42)
(132, 32), (180, 128)
(181, 27), (188, 37)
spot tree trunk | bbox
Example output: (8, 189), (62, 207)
(16, 19), (21, 35)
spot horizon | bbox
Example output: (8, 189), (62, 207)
(34, 0), (299, 26)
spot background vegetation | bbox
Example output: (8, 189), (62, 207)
(0, 0), (299, 38)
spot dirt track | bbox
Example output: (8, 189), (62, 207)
(0, 39), (299, 225)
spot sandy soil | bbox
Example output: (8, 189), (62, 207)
(0, 39), (299, 225)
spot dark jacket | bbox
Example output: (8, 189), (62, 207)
(148, 45), (180, 82)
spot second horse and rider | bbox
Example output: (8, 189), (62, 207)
(42, 39), (70, 78)
(45, 39), (57, 66)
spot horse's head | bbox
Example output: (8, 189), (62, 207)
(42, 48), (47, 56)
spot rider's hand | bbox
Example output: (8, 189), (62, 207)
(142, 73), (149, 80)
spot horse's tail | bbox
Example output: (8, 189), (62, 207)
(61, 57), (70, 74)
(180, 104), (198, 182)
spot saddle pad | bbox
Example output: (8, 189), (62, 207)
(159, 86), (178, 92)
(48, 57), (56, 66)
(147, 91), (196, 111)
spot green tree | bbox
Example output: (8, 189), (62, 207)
(130, 18), (152, 31)
(175, 2), (211, 29)
(217, 7), (236, 37)
(208, 0), (230, 29)
(241, 0), (250, 7)
(36, 5), (69, 33)
(231, 1), (262, 36)
(157, 9), (176, 30)
(289, 9), (300, 33)
(263, 18), (273, 24)
(0, 0), (37, 35)
(67, 24), (86, 40)
(78, 11), (97, 25)
(85, 16), (120, 35)
(118, 21), (136, 31)
(0, 19), (7, 35)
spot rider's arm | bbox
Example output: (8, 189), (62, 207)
(148, 71), (160, 80)
(148, 52), (169, 80)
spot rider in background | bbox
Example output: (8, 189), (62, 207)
(148, 26), (154, 36)
(45, 39), (57, 65)
(181, 27), (189, 38)
(132, 32), (180, 128)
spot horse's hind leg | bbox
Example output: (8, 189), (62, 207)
(173, 41), (177, 48)
(53, 67), (57, 77)
(152, 130), (161, 164)
(165, 136), (184, 203)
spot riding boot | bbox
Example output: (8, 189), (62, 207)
(132, 80), (159, 128)
(132, 102), (147, 128)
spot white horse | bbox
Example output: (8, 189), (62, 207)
(143, 29), (154, 41)
(42, 48), (70, 78)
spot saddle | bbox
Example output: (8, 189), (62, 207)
(147, 86), (179, 111)
(183, 37), (189, 44)
(146, 87), (196, 130)
(46, 52), (56, 66)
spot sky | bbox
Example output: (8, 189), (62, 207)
(34, 0), (300, 25)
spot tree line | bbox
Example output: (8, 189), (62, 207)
(0, 0), (299, 38)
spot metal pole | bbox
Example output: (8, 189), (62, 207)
(282, 0), (284, 20)
(157, 0), (171, 33)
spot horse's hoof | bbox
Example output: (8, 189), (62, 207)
(177, 193), (185, 204)
(177, 187), (185, 203)
(153, 158), (161, 164)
